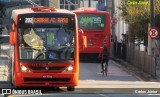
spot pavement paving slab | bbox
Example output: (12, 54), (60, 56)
(111, 57), (160, 82)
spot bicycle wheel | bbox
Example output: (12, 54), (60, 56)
(102, 63), (105, 76)
(104, 63), (108, 76)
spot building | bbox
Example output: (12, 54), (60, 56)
(49, 0), (79, 10)
(113, 0), (128, 42)
(0, 0), (14, 1)
(49, 0), (98, 10)
(0, 0), (41, 35)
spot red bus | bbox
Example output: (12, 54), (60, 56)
(9, 6), (86, 91)
(73, 7), (111, 61)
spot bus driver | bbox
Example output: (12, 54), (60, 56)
(23, 28), (44, 59)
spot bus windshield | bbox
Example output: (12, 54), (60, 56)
(77, 14), (106, 30)
(18, 27), (75, 61)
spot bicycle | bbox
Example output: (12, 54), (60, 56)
(102, 61), (108, 76)
(98, 52), (109, 76)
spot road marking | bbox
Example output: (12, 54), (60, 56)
(98, 94), (109, 97)
(85, 80), (97, 81)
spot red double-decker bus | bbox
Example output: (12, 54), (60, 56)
(9, 6), (86, 91)
(73, 7), (111, 61)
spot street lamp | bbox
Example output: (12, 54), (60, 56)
(150, 0), (156, 79)
(148, 0), (155, 56)
(150, 0), (155, 28)
(148, 0), (156, 78)
(89, 0), (91, 7)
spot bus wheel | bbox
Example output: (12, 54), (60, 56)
(53, 86), (60, 90)
(11, 76), (14, 86)
(67, 86), (75, 91)
(11, 74), (15, 87)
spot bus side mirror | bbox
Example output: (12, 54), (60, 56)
(82, 36), (87, 49)
(10, 32), (15, 45)
(78, 29), (87, 49)
(12, 23), (15, 31)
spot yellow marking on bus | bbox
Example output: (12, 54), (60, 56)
(8, 95), (14, 97)
(20, 46), (44, 49)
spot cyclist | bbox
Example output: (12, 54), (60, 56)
(99, 39), (109, 76)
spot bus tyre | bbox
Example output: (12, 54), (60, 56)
(67, 86), (75, 91)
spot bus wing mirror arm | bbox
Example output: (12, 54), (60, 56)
(82, 36), (87, 49)
(78, 29), (87, 49)
(10, 32), (15, 45)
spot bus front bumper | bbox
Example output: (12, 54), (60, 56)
(14, 72), (78, 87)
(80, 46), (103, 53)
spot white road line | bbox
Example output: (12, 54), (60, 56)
(98, 94), (109, 97)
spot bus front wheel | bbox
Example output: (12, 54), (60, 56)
(67, 86), (75, 91)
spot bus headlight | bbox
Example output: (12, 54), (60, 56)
(20, 64), (31, 72)
(63, 65), (73, 72)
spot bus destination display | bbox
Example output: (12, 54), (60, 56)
(19, 17), (69, 24)
(77, 14), (106, 30)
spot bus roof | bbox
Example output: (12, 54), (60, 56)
(11, 6), (74, 21)
(72, 7), (110, 14)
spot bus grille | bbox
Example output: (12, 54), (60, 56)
(29, 66), (64, 70)
(24, 78), (71, 82)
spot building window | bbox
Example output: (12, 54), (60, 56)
(60, 0), (78, 10)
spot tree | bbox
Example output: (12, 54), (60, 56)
(119, 0), (160, 46)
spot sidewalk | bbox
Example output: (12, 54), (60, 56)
(0, 59), (10, 82)
(111, 57), (160, 82)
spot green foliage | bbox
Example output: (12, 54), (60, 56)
(119, 0), (160, 46)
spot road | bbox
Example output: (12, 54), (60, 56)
(1, 94), (160, 97)
(0, 60), (160, 97)
(0, 41), (160, 96)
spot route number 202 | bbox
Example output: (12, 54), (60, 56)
(25, 18), (33, 23)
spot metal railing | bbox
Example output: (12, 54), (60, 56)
(112, 42), (156, 78)
(126, 45), (156, 78)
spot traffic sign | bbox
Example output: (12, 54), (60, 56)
(148, 28), (158, 38)
(111, 17), (117, 25)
